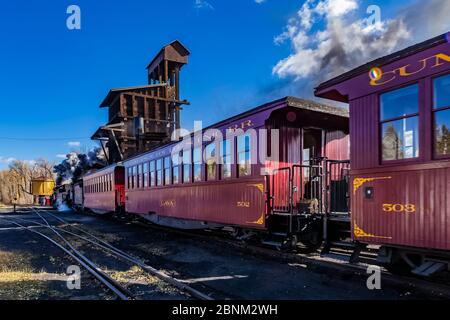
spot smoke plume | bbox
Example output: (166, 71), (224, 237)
(53, 148), (106, 185)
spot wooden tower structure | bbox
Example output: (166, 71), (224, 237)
(92, 40), (190, 163)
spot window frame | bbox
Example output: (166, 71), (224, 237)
(172, 151), (181, 185)
(220, 138), (233, 180)
(432, 72), (450, 160)
(143, 162), (149, 188)
(164, 156), (171, 186)
(378, 82), (421, 165)
(149, 161), (156, 187)
(193, 147), (203, 182)
(205, 142), (217, 181)
(237, 133), (252, 177)
(156, 159), (163, 186)
(182, 149), (191, 184)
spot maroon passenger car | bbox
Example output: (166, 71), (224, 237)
(122, 96), (349, 247)
(316, 32), (450, 274)
(83, 165), (125, 214)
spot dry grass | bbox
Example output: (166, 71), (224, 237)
(0, 250), (65, 300)
(109, 265), (181, 296)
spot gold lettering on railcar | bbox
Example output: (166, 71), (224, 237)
(237, 201), (251, 208)
(370, 53), (450, 86)
(353, 177), (392, 195)
(228, 119), (254, 131)
(382, 203), (416, 213)
(160, 200), (176, 208)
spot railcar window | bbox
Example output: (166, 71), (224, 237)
(150, 161), (155, 187)
(172, 152), (180, 184)
(183, 150), (191, 183)
(237, 133), (252, 176)
(164, 157), (171, 185)
(132, 166), (137, 189)
(380, 84), (419, 161)
(143, 162), (149, 188)
(137, 165), (142, 188)
(433, 74), (450, 157)
(193, 147), (202, 182)
(205, 143), (217, 181)
(110, 174), (113, 191)
(221, 139), (232, 179)
(156, 159), (163, 186)
(127, 167), (132, 189)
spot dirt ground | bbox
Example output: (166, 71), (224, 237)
(0, 208), (449, 300)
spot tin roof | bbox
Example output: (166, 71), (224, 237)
(146, 40), (190, 71)
(99, 84), (166, 108)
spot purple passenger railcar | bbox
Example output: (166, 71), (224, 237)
(316, 32), (450, 274)
(122, 96), (349, 247)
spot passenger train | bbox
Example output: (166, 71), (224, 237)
(66, 32), (450, 276)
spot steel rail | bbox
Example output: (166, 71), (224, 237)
(29, 210), (137, 299)
(1, 217), (132, 300)
(32, 208), (213, 300)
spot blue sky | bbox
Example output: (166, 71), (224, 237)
(0, 0), (436, 168)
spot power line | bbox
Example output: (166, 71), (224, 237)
(0, 137), (92, 141)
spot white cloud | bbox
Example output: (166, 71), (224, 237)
(56, 154), (67, 159)
(194, 0), (214, 10)
(0, 157), (16, 164)
(0, 157), (36, 166)
(255, 0), (266, 4)
(24, 160), (36, 166)
(273, 0), (450, 82)
(68, 141), (81, 147)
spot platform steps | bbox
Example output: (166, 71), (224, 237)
(321, 241), (366, 264)
(262, 231), (290, 250)
(412, 261), (446, 277)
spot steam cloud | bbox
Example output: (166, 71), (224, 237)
(273, 0), (450, 88)
(53, 148), (106, 185)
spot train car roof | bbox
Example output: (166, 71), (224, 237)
(315, 32), (450, 102)
(83, 162), (123, 179)
(121, 96), (348, 165)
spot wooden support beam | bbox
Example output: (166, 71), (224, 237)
(120, 94), (126, 117)
(123, 91), (189, 105)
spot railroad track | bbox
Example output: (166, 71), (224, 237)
(125, 214), (450, 297)
(0, 207), (212, 301)
(6, 207), (450, 299)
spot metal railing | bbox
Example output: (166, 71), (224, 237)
(270, 158), (350, 217)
